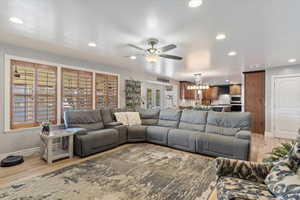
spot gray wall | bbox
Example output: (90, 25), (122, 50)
(265, 64), (300, 132)
(0, 42), (157, 154)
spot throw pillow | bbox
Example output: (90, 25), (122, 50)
(265, 159), (300, 199)
(126, 112), (142, 126)
(114, 112), (129, 125)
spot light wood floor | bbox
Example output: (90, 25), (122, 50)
(0, 134), (291, 199)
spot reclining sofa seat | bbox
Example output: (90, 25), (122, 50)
(126, 108), (160, 142)
(168, 110), (208, 153)
(147, 109), (182, 145)
(197, 111), (251, 160)
(64, 110), (120, 157)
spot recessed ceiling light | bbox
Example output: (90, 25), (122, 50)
(288, 58), (296, 63)
(228, 51), (237, 56)
(188, 0), (203, 8)
(9, 17), (23, 24)
(88, 42), (96, 47)
(130, 56), (137, 60)
(216, 33), (226, 40)
(226, 80), (230, 82)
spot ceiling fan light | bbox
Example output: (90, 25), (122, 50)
(189, 0), (203, 8)
(146, 55), (158, 63)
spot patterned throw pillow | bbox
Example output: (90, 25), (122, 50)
(265, 159), (300, 199)
(126, 112), (142, 126)
(114, 112), (129, 125)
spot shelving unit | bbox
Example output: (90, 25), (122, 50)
(125, 80), (141, 109)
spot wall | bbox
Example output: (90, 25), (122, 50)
(265, 64), (300, 132)
(0, 42), (158, 154)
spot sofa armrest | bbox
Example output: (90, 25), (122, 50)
(235, 130), (251, 140)
(215, 157), (272, 183)
(65, 128), (87, 136)
(104, 122), (123, 129)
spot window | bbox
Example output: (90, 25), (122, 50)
(62, 68), (93, 112)
(10, 60), (57, 129)
(8, 58), (120, 130)
(147, 88), (152, 109)
(156, 89), (161, 107)
(95, 73), (118, 109)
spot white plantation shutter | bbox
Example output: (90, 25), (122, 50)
(10, 60), (57, 129)
(62, 68), (93, 114)
(95, 73), (118, 109)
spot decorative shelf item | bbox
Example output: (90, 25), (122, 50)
(125, 80), (141, 109)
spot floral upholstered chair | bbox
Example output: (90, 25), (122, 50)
(215, 135), (300, 200)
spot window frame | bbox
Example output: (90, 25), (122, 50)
(10, 60), (58, 130)
(95, 73), (119, 109)
(61, 68), (94, 115)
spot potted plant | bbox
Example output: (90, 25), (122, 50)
(41, 122), (50, 135)
(263, 141), (296, 163)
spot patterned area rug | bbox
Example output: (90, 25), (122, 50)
(0, 143), (216, 200)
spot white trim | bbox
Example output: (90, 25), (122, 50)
(92, 72), (96, 109)
(4, 56), (11, 132)
(0, 147), (40, 160)
(270, 73), (300, 138)
(4, 54), (121, 132)
(57, 66), (62, 124)
(264, 131), (274, 138)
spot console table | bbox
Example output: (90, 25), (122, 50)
(40, 129), (80, 164)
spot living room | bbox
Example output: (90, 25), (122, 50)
(0, 0), (299, 199)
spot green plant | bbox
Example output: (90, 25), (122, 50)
(263, 141), (296, 163)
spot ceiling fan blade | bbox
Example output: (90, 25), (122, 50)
(159, 54), (183, 60)
(128, 44), (145, 51)
(160, 44), (177, 52)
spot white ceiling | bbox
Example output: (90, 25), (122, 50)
(0, 0), (299, 84)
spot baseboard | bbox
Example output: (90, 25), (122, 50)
(0, 147), (40, 160)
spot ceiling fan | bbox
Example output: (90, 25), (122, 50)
(127, 38), (183, 63)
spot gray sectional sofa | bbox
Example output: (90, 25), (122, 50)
(64, 108), (251, 160)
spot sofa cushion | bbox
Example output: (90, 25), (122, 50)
(114, 112), (129, 125)
(101, 108), (114, 124)
(168, 129), (199, 152)
(197, 133), (250, 160)
(265, 159), (300, 199)
(179, 110), (208, 132)
(158, 110), (182, 128)
(126, 112), (142, 126)
(205, 111), (251, 136)
(147, 126), (171, 145)
(136, 108), (160, 125)
(127, 125), (147, 142)
(64, 110), (104, 131)
(217, 176), (274, 200)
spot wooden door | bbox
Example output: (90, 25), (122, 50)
(244, 71), (265, 134)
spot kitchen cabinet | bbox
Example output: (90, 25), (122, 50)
(180, 81), (195, 100)
(210, 87), (219, 99)
(201, 86), (218, 104)
(230, 84), (241, 95)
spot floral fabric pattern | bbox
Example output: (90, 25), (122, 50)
(265, 159), (300, 199)
(215, 157), (272, 184)
(216, 176), (274, 200)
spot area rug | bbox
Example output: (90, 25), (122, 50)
(0, 143), (216, 200)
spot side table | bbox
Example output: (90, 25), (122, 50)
(40, 129), (79, 164)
